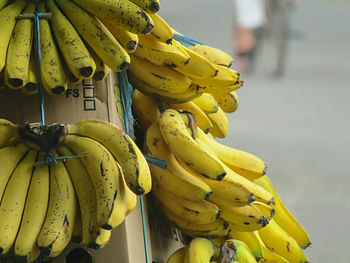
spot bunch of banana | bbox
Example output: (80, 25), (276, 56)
(0, 118), (151, 261)
(0, 0), (161, 94)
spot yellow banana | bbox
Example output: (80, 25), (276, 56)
(153, 179), (220, 225)
(210, 237), (226, 247)
(148, 13), (173, 43)
(14, 152), (49, 261)
(0, 143), (28, 201)
(71, 0), (154, 35)
(167, 101), (213, 132)
(135, 35), (190, 68)
(213, 91), (239, 113)
(180, 225), (229, 238)
(198, 130), (266, 180)
(0, 0), (9, 9)
(173, 40), (218, 79)
(0, 119), (18, 148)
(56, 0), (130, 72)
(38, 153), (77, 257)
(72, 208), (82, 244)
(255, 231), (289, 263)
(47, 0), (96, 79)
(228, 230), (263, 261)
(207, 106), (229, 138)
(132, 89), (160, 130)
(0, 0), (27, 72)
(88, 47), (110, 81)
(129, 0), (160, 13)
(57, 145), (99, 246)
(129, 54), (192, 94)
(102, 18), (139, 53)
(167, 247), (186, 263)
(67, 119), (151, 195)
(189, 44), (234, 67)
(228, 239), (257, 263)
(0, 150), (37, 255)
(94, 228), (112, 249)
(4, 3), (35, 89)
(254, 176), (311, 248)
(185, 238), (217, 263)
(192, 93), (219, 114)
(193, 64), (239, 87)
(21, 53), (38, 95)
(159, 109), (226, 180)
(252, 201), (275, 221)
(258, 219), (309, 263)
(37, 3), (67, 95)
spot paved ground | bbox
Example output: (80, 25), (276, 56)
(161, 0), (350, 262)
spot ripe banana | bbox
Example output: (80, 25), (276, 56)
(129, 0), (160, 13)
(102, 18), (139, 53)
(255, 231), (289, 263)
(134, 35), (190, 68)
(94, 228), (112, 249)
(193, 64), (239, 87)
(189, 44), (234, 67)
(88, 47), (110, 81)
(56, 0), (130, 72)
(192, 93), (219, 114)
(37, 3), (67, 95)
(14, 152), (49, 261)
(228, 239), (257, 263)
(207, 106), (229, 138)
(184, 238), (217, 263)
(0, 0), (27, 72)
(167, 247), (186, 263)
(159, 109), (226, 180)
(0, 0), (9, 9)
(67, 119), (151, 195)
(4, 3), (35, 89)
(153, 179), (220, 225)
(254, 175), (311, 248)
(198, 129), (266, 180)
(180, 225), (229, 238)
(128, 54), (192, 94)
(148, 12), (173, 43)
(71, 0), (154, 35)
(213, 91), (239, 113)
(47, 0), (96, 79)
(0, 150), (37, 255)
(0, 143), (28, 202)
(21, 53), (38, 95)
(57, 145), (99, 246)
(228, 230), (263, 261)
(72, 209), (82, 244)
(252, 201), (275, 221)
(258, 219), (309, 263)
(0, 119), (19, 147)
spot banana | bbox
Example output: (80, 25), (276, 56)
(212, 201), (268, 232)
(148, 13), (173, 43)
(228, 231), (263, 261)
(196, 129), (274, 205)
(185, 238), (217, 263)
(254, 176), (311, 248)
(159, 109), (226, 180)
(0, 143), (28, 201)
(167, 101), (213, 132)
(47, 0), (96, 79)
(211, 237), (226, 247)
(207, 106), (229, 138)
(129, 0), (160, 13)
(67, 119), (151, 195)
(102, 18), (139, 53)
(198, 130), (266, 180)
(21, 53), (38, 95)
(192, 93), (219, 114)
(0, 150), (37, 255)
(4, 3), (35, 89)
(14, 152), (49, 261)
(0, 119), (18, 148)
(37, 3), (67, 95)
(94, 228), (112, 249)
(252, 201), (275, 221)
(134, 35), (190, 68)
(128, 54), (192, 94)
(173, 40), (218, 79)
(57, 145), (99, 246)
(255, 231), (289, 263)
(228, 239), (257, 263)
(88, 47), (110, 81)
(167, 247), (186, 263)
(180, 225), (229, 238)
(56, 0), (130, 72)
(189, 44), (234, 67)
(258, 219), (309, 263)
(0, 0), (27, 72)
(37, 153), (77, 257)
(72, 208), (82, 244)
(213, 91), (239, 113)
(153, 179), (220, 225)
(70, 0), (154, 35)
(132, 89), (160, 130)
(63, 135), (118, 229)
(0, 0), (9, 9)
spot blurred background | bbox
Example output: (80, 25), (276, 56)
(160, 0), (350, 262)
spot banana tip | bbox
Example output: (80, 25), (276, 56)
(87, 242), (101, 250)
(216, 172), (226, 181)
(205, 190), (213, 200)
(248, 194), (256, 203)
(39, 245), (52, 256)
(149, 2), (160, 13)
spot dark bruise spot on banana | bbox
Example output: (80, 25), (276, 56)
(99, 162), (105, 177)
(243, 222), (250, 225)
(152, 138), (160, 146)
(163, 62), (176, 68)
(235, 197), (241, 201)
(108, 190), (118, 217)
(200, 173), (210, 179)
(248, 215), (255, 218)
(151, 72), (168, 80)
(286, 241), (291, 252)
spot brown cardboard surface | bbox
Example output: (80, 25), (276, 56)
(0, 73), (152, 263)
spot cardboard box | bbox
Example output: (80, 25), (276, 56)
(0, 73), (153, 263)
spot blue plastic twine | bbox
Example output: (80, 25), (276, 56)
(174, 32), (203, 47)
